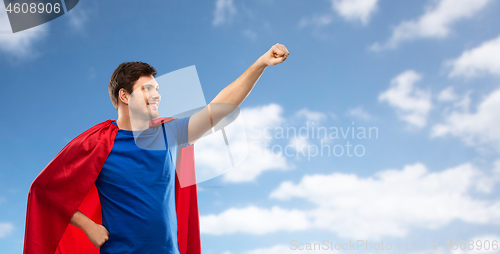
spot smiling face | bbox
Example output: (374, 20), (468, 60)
(127, 75), (161, 120)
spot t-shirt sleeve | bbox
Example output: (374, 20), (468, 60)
(166, 116), (192, 148)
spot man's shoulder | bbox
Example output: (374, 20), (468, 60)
(163, 116), (190, 128)
(70, 120), (116, 143)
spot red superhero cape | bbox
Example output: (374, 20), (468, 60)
(23, 117), (201, 254)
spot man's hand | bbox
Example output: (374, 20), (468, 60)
(258, 43), (290, 66)
(70, 210), (109, 248)
(85, 223), (110, 248)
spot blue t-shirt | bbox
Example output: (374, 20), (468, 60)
(95, 117), (191, 254)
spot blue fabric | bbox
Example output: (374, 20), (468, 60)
(95, 117), (191, 254)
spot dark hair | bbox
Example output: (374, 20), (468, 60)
(108, 62), (157, 110)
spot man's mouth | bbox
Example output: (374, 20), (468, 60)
(147, 102), (159, 109)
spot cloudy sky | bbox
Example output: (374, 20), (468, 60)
(1, 0), (500, 253)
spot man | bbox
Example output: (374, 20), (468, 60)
(24, 43), (289, 254)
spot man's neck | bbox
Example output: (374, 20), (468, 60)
(115, 115), (150, 131)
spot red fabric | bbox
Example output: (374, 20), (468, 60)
(23, 118), (201, 254)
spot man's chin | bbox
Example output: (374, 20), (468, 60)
(130, 111), (160, 121)
(148, 111), (160, 119)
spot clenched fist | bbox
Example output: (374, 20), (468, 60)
(85, 223), (110, 248)
(259, 43), (290, 66)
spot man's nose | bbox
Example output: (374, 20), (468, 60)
(152, 91), (161, 100)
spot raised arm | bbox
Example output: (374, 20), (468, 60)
(187, 43), (289, 144)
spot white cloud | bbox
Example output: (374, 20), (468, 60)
(213, 0), (237, 26)
(447, 36), (500, 78)
(299, 0), (377, 32)
(295, 108), (328, 123)
(298, 14), (333, 29)
(270, 162), (500, 239)
(431, 88), (500, 152)
(493, 160), (500, 180)
(200, 162), (500, 239)
(437, 86), (458, 102)
(200, 205), (310, 235)
(242, 29), (257, 41)
(243, 244), (333, 254)
(287, 137), (310, 154)
(331, 0), (379, 25)
(66, 8), (88, 31)
(194, 104), (290, 183)
(453, 90), (473, 112)
(297, 13), (336, 41)
(0, 222), (14, 238)
(346, 106), (371, 120)
(371, 0), (492, 50)
(243, 245), (292, 254)
(379, 70), (432, 128)
(0, 4), (48, 58)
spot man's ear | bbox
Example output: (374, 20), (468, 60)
(119, 88), (129, 105)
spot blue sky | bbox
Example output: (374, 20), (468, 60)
(1, 0), (500, 253)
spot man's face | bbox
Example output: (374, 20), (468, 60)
(128, 75), (161, 120)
